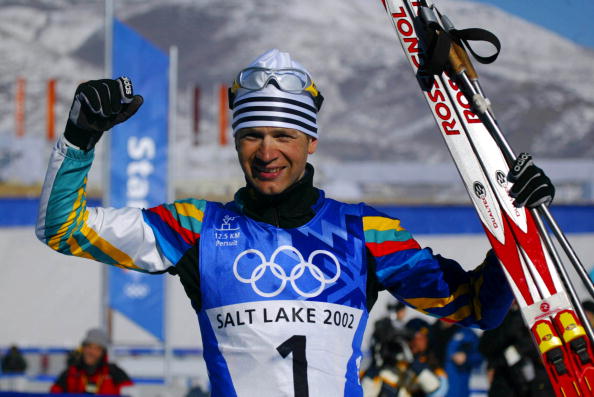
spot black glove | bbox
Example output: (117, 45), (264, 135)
(507, 152), (555, 208)
(64, 77), (143, 151)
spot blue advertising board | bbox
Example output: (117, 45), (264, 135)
(108, 19), (169, 341)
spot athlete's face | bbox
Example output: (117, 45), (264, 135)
(235, 126), (317, 195)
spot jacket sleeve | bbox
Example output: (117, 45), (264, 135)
(362, 205), (513, 329)
(49, 370), (67, 393)
(36, 135), (205, 272)
(109, 363), (134, 390)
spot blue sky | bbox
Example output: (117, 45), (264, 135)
(471, 0), (594, 49)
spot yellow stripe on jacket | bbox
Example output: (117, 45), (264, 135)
(362, 216), (405, 232)
(48, 184), (86, 251)
(405, 284), (470, 310)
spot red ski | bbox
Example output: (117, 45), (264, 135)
(380, 0), (594, 394)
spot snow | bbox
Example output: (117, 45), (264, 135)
(1, 0), (593, 202)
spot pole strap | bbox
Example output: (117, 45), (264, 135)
(416, 4), (501, 75)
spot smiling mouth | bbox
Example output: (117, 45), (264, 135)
(253, 165), (285, 180)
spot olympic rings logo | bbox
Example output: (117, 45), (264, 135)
(124, 283), (149, 299)
(232, 245), (341, 298)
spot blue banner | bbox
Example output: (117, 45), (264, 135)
(109, 267), (165, 341)
(108, 19), (169, 341)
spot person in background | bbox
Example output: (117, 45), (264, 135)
(428, 320), (458, 369)
(362, 318), (448, 397)
(479, 302), (555, 397)
(442, 324), (482, 397)
(389, 301), (408, 330)
(366, 301), (410, 381)
(1, 345), (27, 374)
(50, 328), (133, 395)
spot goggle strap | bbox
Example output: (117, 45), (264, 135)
(228, 87), (236, 110)
(313, 92), (324, 111)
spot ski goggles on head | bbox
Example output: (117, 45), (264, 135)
(228, 67), (324, 111)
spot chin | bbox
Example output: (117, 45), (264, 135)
(253, 182), (286, 195)
(257, 186), (282, 195)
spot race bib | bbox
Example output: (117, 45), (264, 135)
(206, 300), (364, 397)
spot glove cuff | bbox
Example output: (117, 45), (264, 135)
(64, 120), (104, 152)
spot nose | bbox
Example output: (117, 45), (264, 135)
(255, 135), (278, 163)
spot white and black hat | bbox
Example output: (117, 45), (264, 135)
(229, 49), (323, 139)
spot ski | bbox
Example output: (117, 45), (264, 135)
(379, 0), (594, 394)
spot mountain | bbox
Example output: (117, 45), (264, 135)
(1, 0), (593, 202)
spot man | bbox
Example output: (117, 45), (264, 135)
(367, 302), (408, 375)
(387, 301), (408, 330)
(50, 328), (133, 395)
(1, 345), (27, 374)
(479, 302), (555, 397)
(36, 49), (553, 396)
(442, 324), (482, 397)
(362, 318), (447, 397)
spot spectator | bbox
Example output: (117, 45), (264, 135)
(388, 301), (408, 329)
(50, 328), (133, 395)
(368, 301), (409, 368)
(186, 384), (210, 397)
(428, 320), (458, 368)
(442, 324), (482, 397)
(479, 302), (554, 397)
(362, 318), (448, 397)
(1, 345), (27, 374)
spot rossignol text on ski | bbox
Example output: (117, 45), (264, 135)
(380, 0), (594, 394)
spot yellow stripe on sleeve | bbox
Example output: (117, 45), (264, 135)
(174, 202), (204, 222)
(363, 216), (405, 232)
(48, 185), (86, 251)
(443, 305), (473, 322)
(66, 230), (97, 262)
(472, 275), (484, 321)
(78, 212), (143, 271)
(405, 284), (471, 310)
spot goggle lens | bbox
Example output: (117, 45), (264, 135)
(229, 67), (324, 111)
(238, 68), (310, 92)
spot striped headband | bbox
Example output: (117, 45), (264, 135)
(231, 85), (319, 139)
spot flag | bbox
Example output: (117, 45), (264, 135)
(108, 19), (169, 341)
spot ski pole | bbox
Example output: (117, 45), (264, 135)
(384, 1), (594, 391)
(450, 46), (594, 299)
(447, 36), (594, 335)
(446, 34), (594, 344)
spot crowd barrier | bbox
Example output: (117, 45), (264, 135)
(0, 347), (204, 397)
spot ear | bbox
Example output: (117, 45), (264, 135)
(307, 137), (318, 155)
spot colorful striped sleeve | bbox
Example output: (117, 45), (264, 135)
(36, 135), (199, 273)
(363, 215), (421, 256)
(142, 199), (206, 266)
(362, 205), (512, 329)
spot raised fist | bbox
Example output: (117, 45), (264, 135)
(65, 77), (143, 151)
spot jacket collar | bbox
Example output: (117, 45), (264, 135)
(234, 163), (320, 228)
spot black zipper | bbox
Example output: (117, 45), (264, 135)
(273, 206), (280, 227)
